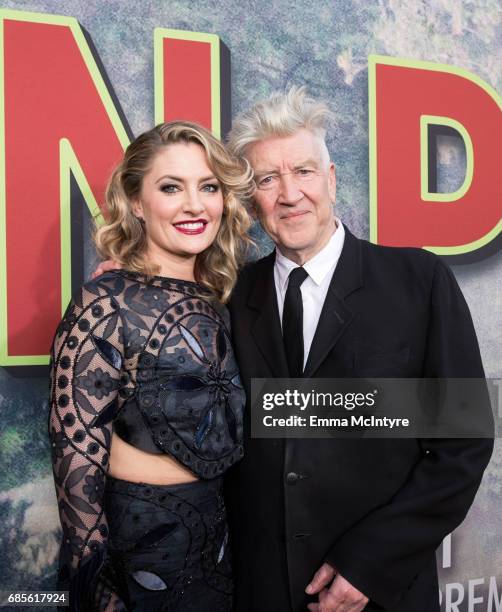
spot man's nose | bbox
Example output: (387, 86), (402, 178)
(183, 189), (205, 214)
(277, 173), (302, 204)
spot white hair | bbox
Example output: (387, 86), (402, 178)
(226, 86), (335, 163)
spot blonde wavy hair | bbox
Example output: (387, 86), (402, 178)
(95, 121), (254, 303)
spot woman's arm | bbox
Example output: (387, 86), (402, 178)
(48, 282), (126, 611)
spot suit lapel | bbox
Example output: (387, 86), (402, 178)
(247, 251), (290, 378)
(303, 227), (364, 377)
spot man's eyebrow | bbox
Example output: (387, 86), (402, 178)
(293, 159), (320, 169)
(254, 160), (320, 176)
(253, 168), (277, 177)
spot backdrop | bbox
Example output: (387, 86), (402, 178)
(0, 1), (501, 610)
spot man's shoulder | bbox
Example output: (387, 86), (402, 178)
(229, 251), (275, 308)
(237, 251), (274, 285)
(359, 235), (440, 278)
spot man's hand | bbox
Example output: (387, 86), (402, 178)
(91, 259), (121, 279)
(306, 563), (369, 612)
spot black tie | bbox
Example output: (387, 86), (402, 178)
(282, 267), (308, 378)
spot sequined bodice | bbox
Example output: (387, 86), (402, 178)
(48, 270), (245, 606)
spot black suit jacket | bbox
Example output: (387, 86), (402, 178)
(225, 227), (493, 611)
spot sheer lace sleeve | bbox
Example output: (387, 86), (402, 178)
(48, 282), (126, 611)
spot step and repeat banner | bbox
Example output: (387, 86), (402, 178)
(0, 1), (500, 610)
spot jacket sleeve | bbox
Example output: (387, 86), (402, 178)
(324, 258), (494, 608)
(48, 283), (127, 611)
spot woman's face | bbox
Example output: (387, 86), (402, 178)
(133, 142), (224, 265)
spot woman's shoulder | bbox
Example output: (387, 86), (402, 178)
(71, 271), (128, 308)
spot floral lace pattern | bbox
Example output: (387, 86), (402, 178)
(48, 270), (245, 609)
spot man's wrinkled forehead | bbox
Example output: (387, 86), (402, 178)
(245, 129), (330, 172)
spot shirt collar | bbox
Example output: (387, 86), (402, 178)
(274, 217), (345, 290)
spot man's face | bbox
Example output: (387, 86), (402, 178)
(246, 128), (337, 264)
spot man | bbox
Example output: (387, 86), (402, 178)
(223, 86), (493, 611)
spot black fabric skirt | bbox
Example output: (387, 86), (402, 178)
(99, 475), (233, 611)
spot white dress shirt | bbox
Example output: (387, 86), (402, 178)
(274, 218), (345, 369)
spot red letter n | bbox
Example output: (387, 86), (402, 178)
(0, 10), (129, 365)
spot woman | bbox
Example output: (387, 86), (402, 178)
(48, 121), (253, 611)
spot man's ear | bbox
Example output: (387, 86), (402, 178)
(328, 162), (336, 204)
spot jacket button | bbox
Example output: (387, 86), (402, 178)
(293, 532), (311, 540)
(285, 472), (299, 485)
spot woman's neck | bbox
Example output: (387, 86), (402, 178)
(145, 243), (197, 282)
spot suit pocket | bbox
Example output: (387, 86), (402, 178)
(355, 344), (410, 375)
(364, 601), (385, 611)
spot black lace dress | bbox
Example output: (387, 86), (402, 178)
(48, 270), (245, 611)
